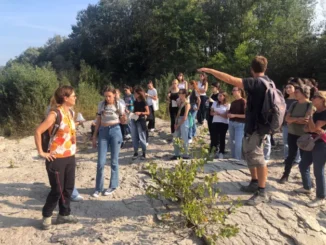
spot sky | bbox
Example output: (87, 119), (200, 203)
(0, 0), (325, 66)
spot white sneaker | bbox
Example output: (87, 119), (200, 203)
(92, 191), (100, 198)
(146, 143), (149, 146)
(150, 128), (155, 132)
(294, 187), (311, 194)
(103, 188), (116, 196)
(125, 134), (131, 139)
(307, 198), (325, 208)
(71, 195), (84, 202)
(188, 139), (193, 144)
(218, 153), (224, 159)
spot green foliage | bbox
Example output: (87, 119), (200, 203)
(0, 63), (59, 136)
(75, 82), (102, 120)
(146, 129), (240, 242)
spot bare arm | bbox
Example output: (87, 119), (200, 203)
(198, 68), (243, 89)
(92, 115), (101, 139)
(199, 82), (208, 93)
(196, 95), (201, 109)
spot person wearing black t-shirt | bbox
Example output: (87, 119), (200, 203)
(131, 87), (150, 160)
(198, 56), (271, 206)
(167, 79), (180, 133)
(297, 91), (326, 208)
(207, 82), (220, 152)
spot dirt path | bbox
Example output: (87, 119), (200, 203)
(0, 118), (325, 245)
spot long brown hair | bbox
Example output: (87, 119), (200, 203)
(200, 72), (208, 86)
(189, 80), (200, 94)
(134, 87), (146, 102)
(177, 72), (184, 83)
(218, 91), (229, 105)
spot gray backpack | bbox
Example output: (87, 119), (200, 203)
(260, 77), (286, 134)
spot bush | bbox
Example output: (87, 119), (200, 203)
(0, 63), (59, 137)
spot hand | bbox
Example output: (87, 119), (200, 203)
(316, 129), (325, 135)
(92, 137), (97, 149)
(135, 112), (142, 116)
(209, 98), (214, 103)
(194, 108), (199, 111)
(120, 114), (127, 124)
(197, 68), (210, 73)
(174, 124), (179, 130)
(40, 152), (56, 162)
(227, 113), (234, 119)
(145, 93), (149, 96)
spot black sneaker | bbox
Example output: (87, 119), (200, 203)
(279, 174), (288, 184)
(140, 153), (146, 160)
(121, 141), (125, 149)
(182, 156), (190, 160)
(132, 152), (138, 160)
(240, 182), (259, 193)
(170, 156), (180, 161)
(245, 190), (269, 206)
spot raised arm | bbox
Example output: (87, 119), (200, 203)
(198, 68), (243, 89)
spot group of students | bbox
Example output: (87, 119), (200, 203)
(34, 56), (326, 231)
(167, 73), (246, 161)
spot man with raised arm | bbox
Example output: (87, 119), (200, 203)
(198, 56), (270, 206)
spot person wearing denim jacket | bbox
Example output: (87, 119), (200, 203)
(170, 89), (191, 160)
(296, 91), (326, 208)
(188, 80), (201, 143)
(91, 87), (126, 198)
(227, 87), (246, 160)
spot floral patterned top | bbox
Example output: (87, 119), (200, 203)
(49, 108), (76, 158)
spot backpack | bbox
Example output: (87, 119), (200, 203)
(260, 77), (286, 134)
(41, 109), (73, 152)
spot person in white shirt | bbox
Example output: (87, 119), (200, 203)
(177, 73), (188, 90)
(197, 72), (208, 124)
(146, 81), (158, 134)
(210, 92), (230, 159)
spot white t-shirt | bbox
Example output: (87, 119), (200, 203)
(146, 88), (157, 106)
(178, 82), (186, 89)
(197, 81), (206, 96)
(212, 102), (230, 124)
(97, 100), (125, 124)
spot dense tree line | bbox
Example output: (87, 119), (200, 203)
(1, 0), (325, 136)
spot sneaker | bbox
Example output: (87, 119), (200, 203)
(240, 182), (259, 193)
(125, 134), (132, 140)
(92, 191), (100, 198)
(146, 142), (149, 146)
(140, 153), (146, 160)
(150, 128), (155, 132)
(170, 156), (180, 160)
(294, 187), (311, 194)
(188, 139), (193, 144)
(103, 188), (116, 196)
(218, 153), (224, 159)
(245, 190), (269, 206)
(182, 156), (190, 160)
(42, 216), (52, 230)
(71, 195), (84, 202)
(307, 198), (325, 208)
(132, 152), (138, 160)
(56, 214), (78, 224)
(121, 141), (125, 149)
(278, 174), (289, 184)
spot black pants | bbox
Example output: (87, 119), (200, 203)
(148, 105), (155, 130)
(211, 122), (229, 154)
(197, 95), (207, 124)
(169, 107), (178, 133)
(42, 156), (76, 217)
(284, 133), (303, 176)
(207, 115), (213, 136)
(120, 124), (126, 139)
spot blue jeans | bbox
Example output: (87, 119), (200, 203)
(173, 116), (189, 157)
(188, 110), (198, 140)
(71, 187), (79, 199)
(264, 135), (271, 160)
(299, 142), (326, 198)
(229, 121), (245, 160)
(282, 125), (301, 162)
(95, 125), (122, 192)
(130, 119), (147, 153)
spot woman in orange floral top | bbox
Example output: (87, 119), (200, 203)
(35, 85), (78, 230)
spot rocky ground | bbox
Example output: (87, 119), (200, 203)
(0, 118), (325, 245)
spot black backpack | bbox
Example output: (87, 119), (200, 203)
(41, 109), (73, 152)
